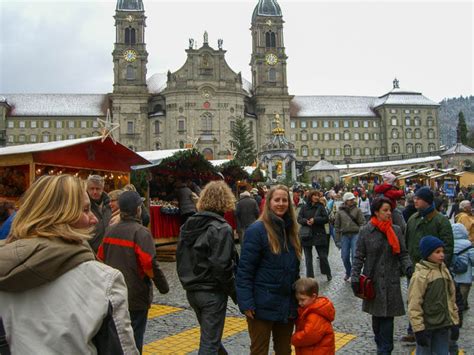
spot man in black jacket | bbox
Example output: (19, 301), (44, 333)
(86, 175), (112, 253)
(235, 191), (259, 245)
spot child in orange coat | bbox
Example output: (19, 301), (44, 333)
(291, 278), (336, 355)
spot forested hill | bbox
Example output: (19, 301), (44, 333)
(439, 95), (474, 147)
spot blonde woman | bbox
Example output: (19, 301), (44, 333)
(0, 175), (138, 354)
(176, 180), (238, 355)
(236, 185), (302, 355)
(108, 189), (123, 226)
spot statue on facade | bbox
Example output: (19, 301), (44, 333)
(189, 38), (194, 49)
(203, 31), (208, 44)
(393, 77), (400, 89)
(218, 38), (223, 49)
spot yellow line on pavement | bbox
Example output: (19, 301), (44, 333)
(147, 304), (183, 319)
(143, 316), (357, 355)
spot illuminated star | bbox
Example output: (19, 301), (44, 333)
(96, 109), (120, 144)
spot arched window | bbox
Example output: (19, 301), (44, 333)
(265, 31), (276, 48)
(268, 68), (276, 82)
(414, 129), (421, 139)
(202, 148), (214, 160)
(405, 128), (412, 139)
(178, 118), (186, 132)
(374, 147), (380, 156)
(126, 65), (135, 80)
(414, 117), (421, 126)
(354, 147), (361, 156)
(154, 120), (161, 134)
(405, 117), (411, 126)
(201, 113), (212, 133)
(364, 147), (371, 156)
(392, 143), (400, 154)
(343, 131), (350, 140)
(428, 129), (435, 139)
(302, 146), (308, 157)
(391, 129), (399, 139)
(415, 143), (422, 153)
(406, 143), (413, 154)
(344, 145), (351, 156)
(428, 143), (436, 152)
(125, 27), (136, 45)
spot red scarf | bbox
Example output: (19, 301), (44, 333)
(370, 216), (400, 255)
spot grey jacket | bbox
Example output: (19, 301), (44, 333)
(235, 196), (259, 230)
(351, 222), (412, 317)
(334, 204), (365, 242)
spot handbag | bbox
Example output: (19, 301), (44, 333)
(299, 225), (313, 243)
(357, 274), (375, 300)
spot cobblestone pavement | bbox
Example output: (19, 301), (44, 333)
(144, 239), (474, 354)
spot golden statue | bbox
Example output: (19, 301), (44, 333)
(272, 113), (285, 135)
(276, 161), (283, 175)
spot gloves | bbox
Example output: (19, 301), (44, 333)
(415, 330), (429, 347)
(351, 281), (360, 296)
(405, 266), (413, 279)
(450, 325), (460, 341)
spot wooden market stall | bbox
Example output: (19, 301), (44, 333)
(0, 136), (150, 200)
(456, 171), (474, 188)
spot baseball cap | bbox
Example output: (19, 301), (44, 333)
(118, 191), (144, 215)
(343, 192), (356, 202)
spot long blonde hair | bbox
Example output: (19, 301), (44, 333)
(260, 185), (301, 259)
(197, 181), (235, 214)
(9, 175), (92, 243)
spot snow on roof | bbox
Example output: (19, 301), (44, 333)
(147, 73), (253, 96)
(374, 88), (439, 107)
(309, 159), (340, 171)
(290, 96), (378, 118)
(137, 149), (187, 164)
(210, 159), (230, 167)
(335, 155), (441, 170)
(441, 143), (474, 156)
(0, 136), (100, 156)
(2, 94), (108, 117)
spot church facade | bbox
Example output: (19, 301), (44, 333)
(0, 0), (441, 168)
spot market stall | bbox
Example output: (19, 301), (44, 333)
(0, 136), (150, 200)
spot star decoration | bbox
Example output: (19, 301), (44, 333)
(97, 109), (120, 144)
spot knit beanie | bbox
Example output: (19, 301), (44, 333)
(419, 236), (445, 260)
(415, 186), (434, 205)
(382, 172), (397, 185)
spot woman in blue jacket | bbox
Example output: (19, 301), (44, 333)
(236, 184), (301, 355)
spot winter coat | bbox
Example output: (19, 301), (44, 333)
(177, 211), (238, 300)
(98, 217), (169, 311)
(175, 186), (197, 215)
(291, 297), (335, 355)
(408, 260), (459, 332)
(374, 183), (404, 209)
(0, 237), (138, 354)
(236, 214), (300, 323)
(358, 197), (371, 217)
(451, 223), (474, 284)
(351, 222), (412, 317)
(297, 202), (329, 247)
(455, 211), (474, 243)
(406, 209), (454, 266)
(88, 192), (112, 253)
(334, 204), (365, 243)
(235, 196), (260, 230)
(402, 203), (417, 222)
(392, 208), (406, 237)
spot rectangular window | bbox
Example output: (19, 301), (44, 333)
(30, 134), (36, 142)
(353, 121), (359, 128)
(364, 132), (370, 140)
(405, 118), (411, 126)
(363, 120), (369, 128)
(154, 121), (161, 134)
(333, 121), (339, 128)
(324, 133), (330, 140)
(290, 133), (296, 141)
(179, 120), (186, 131)
(334, 133), (340, 140)
(31, 121), (37, 128)
(80, 134), (88, 138)
(81, 121), (87, 129)
(92, 120), (99, 128)
(301, 133), (308, 141)
(373, 121), (379, 128)
(42, 134), (49, 143)
(19, 121), (25, 128)
(8, 135), (14, 143)
(323, 121), (329, 128)
(43, 121), (50, 128)
(290, 121), (296, 129)
(343, 120), (349, 128)
(301, 120), (307, 129)
(324, 148), (331, 156)
(390, 109), (397, 114)
(335, 148), (341, 156)
(7, 121), (14, 128)
(68, 134), (75, 139)
(18, 135), (25, 142)
(405, 109), (410, 114)
(68, 120), (75, 128)
(312, 133), (318, 140)
(311, 120), (317, 128)
(56, 121), (63, 129)
(127, 122), (134, 134)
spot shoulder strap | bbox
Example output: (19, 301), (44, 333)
(342, 208), (360, 226)
(456, 245), (473, 256)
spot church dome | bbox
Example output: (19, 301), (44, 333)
(116, 0), (144, 11)
(252, 0), (282, 21)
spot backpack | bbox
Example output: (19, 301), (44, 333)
(450, 245), (473, 274)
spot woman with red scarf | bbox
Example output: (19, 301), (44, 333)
(351, 197), (413, 354)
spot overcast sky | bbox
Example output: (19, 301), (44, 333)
(0, 0), (472, 102)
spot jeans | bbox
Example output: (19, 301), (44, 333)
(415, 328), (449, 355)
(129, 310), (149, 354)
(303, 244), (331, 278)
(372, 316), (394, 354)
(341, 234), (358, 278)
(187, 291), (228, 355)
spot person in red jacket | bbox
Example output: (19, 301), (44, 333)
(291, 278), (336, 355)
(374, 172), (404, 209)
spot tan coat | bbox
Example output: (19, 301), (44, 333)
(455, 211), (474, 244)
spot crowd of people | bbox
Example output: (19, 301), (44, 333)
(0, 171), (473, 354)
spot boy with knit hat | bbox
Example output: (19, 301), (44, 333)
(408, 236), (459, 354)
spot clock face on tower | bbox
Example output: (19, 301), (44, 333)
(265, 53), (278, 66)
(123, 49), (137, 62)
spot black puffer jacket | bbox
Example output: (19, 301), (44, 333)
(297, 202), (328, 246)
(176, 211), (238, 301)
